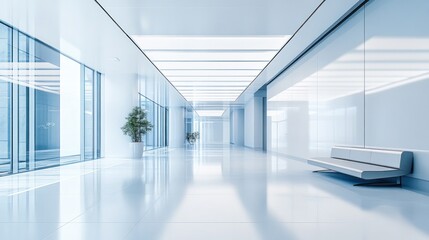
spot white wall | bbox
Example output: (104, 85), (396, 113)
(363, 0), (429, 181)
(104, 74), (139, 158)
(244, 99), (255, 148)
(230, 109), (244, 146)
(59, 55), (81, 157)
(168, 107), (185, 147)
(223, 115), (230, 144)
(199, 117), (230, 145)
(267, 0), (429, 183)
(244, 97), (264, 149)
(254, 98), (263, 149)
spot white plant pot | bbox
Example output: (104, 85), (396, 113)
(130, 142), (144, 159)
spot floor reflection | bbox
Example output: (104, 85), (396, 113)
(0, 146), (428, 240)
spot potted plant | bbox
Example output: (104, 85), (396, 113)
(121, 106), (153, 159)
(186, 132), (200, 144)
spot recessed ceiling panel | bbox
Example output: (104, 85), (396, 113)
(173, 82), (250, 87)
(133, 36), (290, 102)
(168, 76), (255, 82)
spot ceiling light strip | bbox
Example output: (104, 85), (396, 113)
(141, 49), (281, 52)
(144, 50), (278, 59)
(153, 60), (270, 63)
(169, 76), (255, 81)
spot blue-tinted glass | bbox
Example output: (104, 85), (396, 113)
(17, 33), (30, 171)
(0, 23), (11, 175)
(146, 100), (155, 150)
(84, 67), (94, 159)
(139, 94), (168, 150)
(0, 22), (99, 176)
(34, 89), (61, 168)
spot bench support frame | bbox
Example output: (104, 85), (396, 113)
(312, 169), (337, 173)
(312, 169), (402, 187)
(353, 177), (402, 187)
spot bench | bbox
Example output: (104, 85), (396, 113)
(308, 146), (413, 186)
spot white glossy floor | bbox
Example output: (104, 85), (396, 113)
(1, 145), (429, 240)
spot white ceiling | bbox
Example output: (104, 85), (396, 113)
(97, 0), (322, 36)
(97, 0), (323, 116)
(0, 0), (192, 108)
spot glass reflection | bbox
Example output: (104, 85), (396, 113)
(0, 23), (11, 175)
(0, 21), (102, 175)
(140, 94), (168, 150)
(268, 0), (429, 163)
(84, 67), (94, 160)
(267, 8), (365, 158)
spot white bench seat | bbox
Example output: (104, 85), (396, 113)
(309, 157), (405, 180)
(308, 146), (413, 183)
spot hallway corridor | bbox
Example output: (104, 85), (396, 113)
(1, 146), (429, 240)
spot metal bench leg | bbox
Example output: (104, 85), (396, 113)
(312, 169), (336, 173)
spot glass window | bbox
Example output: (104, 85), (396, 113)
(17, 33), (31, 171)
(32, 38), (62, 169)
(84, 67), (94, 160)
(146, 99), (155, 150)
(0, 21), (102, 175)
(139, 94), (168, 150)
(0, 23), (11, 175)
(96, 72), (102, 158)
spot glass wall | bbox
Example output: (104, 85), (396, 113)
(140, 94), (168, 150)
(185, 107), (199, 137)
(84, 67), (94, 160)
(0, 23), (11, 175)
(0, 21), (102, 175)
(267, 6), (365, 159)
(267, 0), (429, 183)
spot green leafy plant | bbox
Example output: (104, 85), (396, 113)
(186, 132), (200, 144)
(121, 107), (153, 142)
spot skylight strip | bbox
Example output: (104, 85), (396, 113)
(143, 49), (280, 52)
(169, 79), (253, 82)
(185, 97), (240, 101)
(156, 62), (267, 71)
(132, 36), (290, 50)
(177, 87), (246, 92)
(187, 95), (237, 97)
(173, 82), (249, 87)
(161, 69), (263, 71)
(132, 35), (293, 103)
(186, 97), (237, 100)
(163, 69), (260, 77)
(179, 90), (243, 94)
(144, 51), (278, 61)
(168, 76), (255, 81)
(183, 93), (240, 96)
(153, 60), (270, 63)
